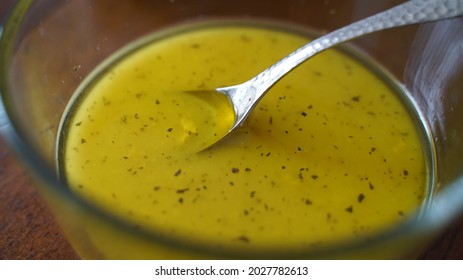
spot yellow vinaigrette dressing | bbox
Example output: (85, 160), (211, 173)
(58, 23), (432, 252)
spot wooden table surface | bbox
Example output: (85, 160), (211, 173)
(1, 1), (463, 260)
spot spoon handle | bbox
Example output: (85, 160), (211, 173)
(249, 0), (463, 94)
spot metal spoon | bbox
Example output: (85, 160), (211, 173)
(199, 0), (462, 150)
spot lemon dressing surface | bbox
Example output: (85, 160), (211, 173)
(58, 23), (431, 251)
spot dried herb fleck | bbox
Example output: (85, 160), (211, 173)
(237, 235), (250, 243)
(351, 96), (361, 102)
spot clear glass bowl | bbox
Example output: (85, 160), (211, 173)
(1, 0), (463, 259)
